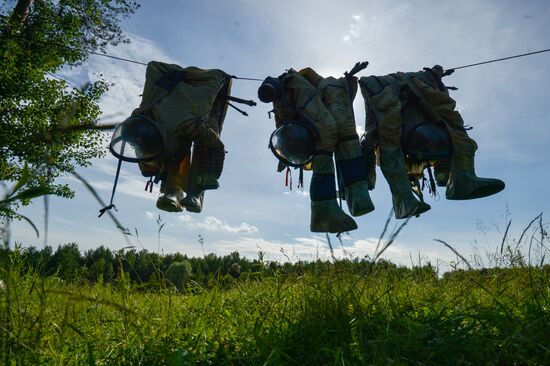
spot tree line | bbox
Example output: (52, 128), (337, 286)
(0, 243), (441, 290)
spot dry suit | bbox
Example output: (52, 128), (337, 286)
(272, 68), (373, 233)
(132, 61), (231, 212)
(359, 65), (504, 219)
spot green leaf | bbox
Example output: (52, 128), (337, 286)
(6, 187), (51, 203)
(9, 163), (31, 197)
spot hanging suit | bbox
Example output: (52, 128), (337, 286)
(271, 68), (374, 233)
(359, 65), (504, 219)
(132, 61), (232, 212)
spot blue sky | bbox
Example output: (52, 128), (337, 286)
(10, 0), (550, 267)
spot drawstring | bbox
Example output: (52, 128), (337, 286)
(427, 165), (437, 197)
(226, 95), (257, 106)
(99, 156), (123, 217)
(145, 176), (154, 192)
(285, 166), (292, 190)
(225, 95), (257, 116)
(226, 101), (249, 116)
(298, 167), (304, 189)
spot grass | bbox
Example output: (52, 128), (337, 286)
(1, 257), (549, 365)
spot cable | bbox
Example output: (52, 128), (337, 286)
(447, 48), (550, 71)
(87, 50), (147, 66)
(87, 46), (550, 79)
(86, 51), (265, 81)
(10, 34), (550, 77)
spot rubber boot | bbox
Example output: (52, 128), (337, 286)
(180, 190), (204, 213)
(379, 147), (431, 219)
(434, 158), (450, 187)
(343, 180), (375, 217)
(319, 77), (374, 217)
(193, 144), (225, 191)
(361, 138), (377, 190)
(156, 161), (186, 212)
(335, 142), (375, 217)
(156, 190), (184, 212)
(180, 151), (206, 213)
(310, 200), (358, 233)
(310, 154), (357, 233)
(446, 154), (504, 200)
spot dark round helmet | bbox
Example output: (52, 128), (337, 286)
(258, 76), (283, 103)
(269, 122), (316, 167)
(110, 115), (164, 162)
(403, 121), (452, 161)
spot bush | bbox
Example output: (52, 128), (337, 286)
(165, 260), (192, 290)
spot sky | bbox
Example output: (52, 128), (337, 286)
(9, 0), (550, 268)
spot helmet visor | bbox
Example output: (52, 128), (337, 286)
(403, 121), (452, 161)
(269, 122), (316, 167)
(110, 116), (164, 162)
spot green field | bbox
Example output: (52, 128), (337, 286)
(1, 247), (549, 365)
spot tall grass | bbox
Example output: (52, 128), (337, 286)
(1, 214), (549, 365)
(1, 257), (548, 364)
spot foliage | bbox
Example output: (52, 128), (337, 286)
(0, 215), (547, 364)
(165, 260), (192, 290)
(0, 0), (139, 216)
(0, 250), (548, 365)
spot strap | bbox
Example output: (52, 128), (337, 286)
(226, 101), (249, 116)
(427, 165), (437, 197)
(226, 95), (257, 106)
(285, 167), (292, 190)
(145, 176), (154, 193)
(99, 156), (122, 217)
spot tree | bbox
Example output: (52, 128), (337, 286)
(165, 260), (192, 290)
(47, 242), (82, 279)
(0, 0), (139, 218)
(84, 245), (114, 282)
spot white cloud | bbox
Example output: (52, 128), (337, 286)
(210, 235), (454, 267)
(192, 216), (258, 234)
(177, 214), (193, 224)
(145, 211), (156, 219)
(59, 33), (175, 123)
(293, 236), (326, 248)
(284, 190), (309, 198)
(170, 214), (259, 234)
(342, 13), (364, 43)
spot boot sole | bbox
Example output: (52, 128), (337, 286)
(395, 202), (431, 219)
(156, 196), (183, 212)
(310, 221), (358, 233)
(180, 198), (202, 213)
(446, 182), (505, 200)
(349, 204), (375, 217)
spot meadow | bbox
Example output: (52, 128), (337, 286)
(1, 231), (549, 365)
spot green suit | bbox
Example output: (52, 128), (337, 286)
(272, 68), (374, 233)
(359, 65), (504, 218)
(133, 61), (232, 212)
